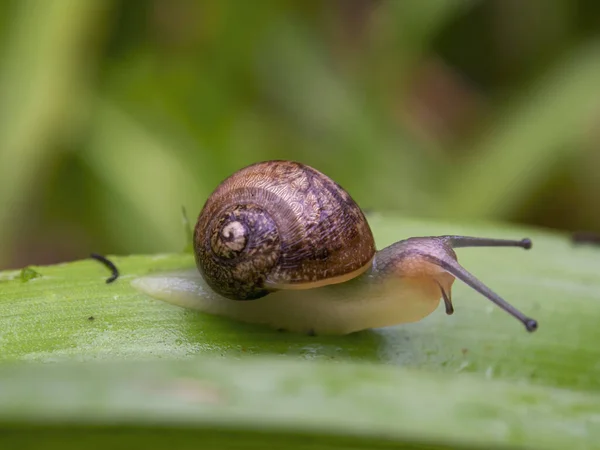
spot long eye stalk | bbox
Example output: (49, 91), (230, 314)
(429, 254), (537, 332)
(436, 235), (537, 332)
(445, 236), (532, 250)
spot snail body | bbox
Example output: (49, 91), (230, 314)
(133, 160), (537, 335)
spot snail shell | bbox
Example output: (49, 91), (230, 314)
(194, 160), (376, 300)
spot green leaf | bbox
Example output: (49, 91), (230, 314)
(1, 215), (599, 449)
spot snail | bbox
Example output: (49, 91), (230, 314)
(132, 160), (538, 336)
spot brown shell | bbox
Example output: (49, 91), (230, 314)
(193, 160), (376, 300)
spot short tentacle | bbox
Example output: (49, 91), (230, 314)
(436, 281), (454, 315)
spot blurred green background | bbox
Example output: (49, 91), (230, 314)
(0, 0), (599, 270)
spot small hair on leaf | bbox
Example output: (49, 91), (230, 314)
(90, 253), (119, 283)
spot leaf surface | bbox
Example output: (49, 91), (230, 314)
(1, 215), (599, 449)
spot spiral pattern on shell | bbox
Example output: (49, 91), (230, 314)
(194, 160), (376, 300)
(201, 203), (281, 300)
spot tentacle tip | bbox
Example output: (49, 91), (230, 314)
(524, 318), (538, 332)
(521, 238), (532, 250)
